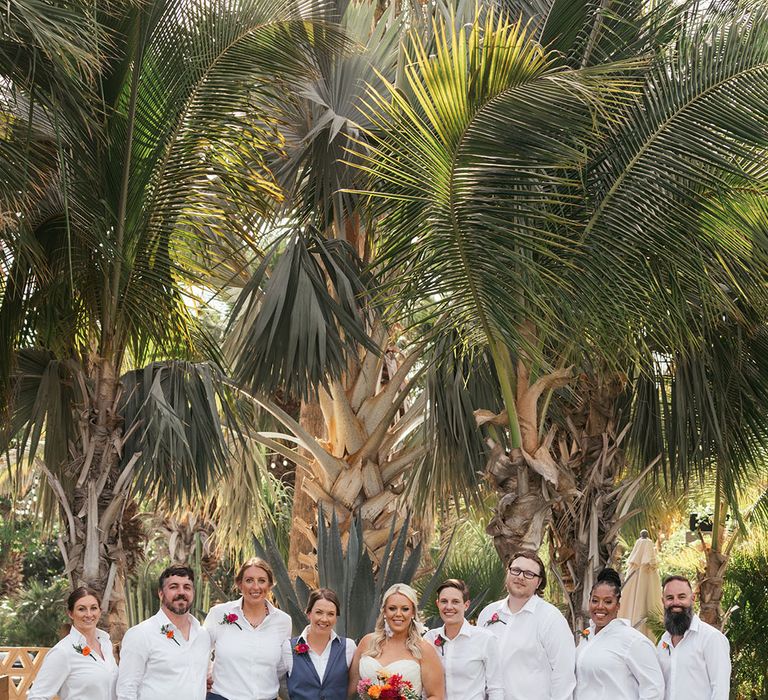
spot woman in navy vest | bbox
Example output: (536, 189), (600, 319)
(282, 588), (356, 700)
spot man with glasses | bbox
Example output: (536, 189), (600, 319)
(477, 550), (575, 700)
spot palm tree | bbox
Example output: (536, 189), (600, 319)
(226, 0), (437, 582)
(0, 0), (326, 638)
(351, 0), (768, 628)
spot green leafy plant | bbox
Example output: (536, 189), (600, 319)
(255, 509), (448, 638)
(417, 518), (505, 625)
(723, 542), (768, 697)
(0, 578), (68, 646)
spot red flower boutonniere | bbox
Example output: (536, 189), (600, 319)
(661, 641), (670, 654)
(578, 628), (590, 641)
(433, 634), (447, 656)
(221, 613), (242, 629)
(161, 624), (181, 646)
(485, 612), (506, 626)
(294, 641), (310, 655)
(72, 644), (98, 660)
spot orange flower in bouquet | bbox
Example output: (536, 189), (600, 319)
(357, 671), (420, 700)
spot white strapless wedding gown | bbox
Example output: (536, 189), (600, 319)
(358, 655), (422, 694)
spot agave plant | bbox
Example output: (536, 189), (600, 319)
(255, 507), (449, 637)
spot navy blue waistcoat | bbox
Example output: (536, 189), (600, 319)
(287, 635), (349, 700)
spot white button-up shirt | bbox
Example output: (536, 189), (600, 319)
(424, 620), (503, 700)
(281, 626), (356, 680)
(656, 614), (730, 700)
(28, 626), (117, 700)
(576, 618), (664, 699)
(204, 597), (292, 700)
(117, 609), (211, 700)
(477, 595), (576, 700)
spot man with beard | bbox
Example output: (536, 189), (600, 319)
(656, 575), (730, 700)
(477, 550), (575, 700)
(117, 565), (211, 700)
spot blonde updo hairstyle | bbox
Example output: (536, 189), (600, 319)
(367, 583), (425, 660)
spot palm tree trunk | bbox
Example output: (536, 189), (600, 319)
(282, 334), (424, 569)
(288, 399), (327, 586)
(485, 447), (552, 562)
(46, 357), (135, 643)
(697, 546), (728, 628)
(482, 331), (572, 563)
(547, 374), (631, 630)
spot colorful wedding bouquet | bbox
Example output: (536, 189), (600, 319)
(357, 671), (421, 699)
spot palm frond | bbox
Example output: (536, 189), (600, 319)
(120, 360), (250, 505)
(228, 226), (376, 400)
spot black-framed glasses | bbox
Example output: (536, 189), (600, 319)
(508, 566), (541, 580)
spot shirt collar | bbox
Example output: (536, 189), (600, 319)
(67, 625), (109, 644)
(436, 619), (472, 639)
(512, 593), (540, 614)
(233, 596), (278, 616)
(299, 625), (339, 643)
(589, 617), (630, 634)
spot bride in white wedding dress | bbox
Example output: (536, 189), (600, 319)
(349, 584), (444, 699)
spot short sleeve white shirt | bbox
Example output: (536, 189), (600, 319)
(281, 626), (356, 680)
(204, 597), (292, 700)
(576, 618), (664, 699)
(656, 614), (730, 700)
(476, 595), (576, 700)
(116, 609), (211, 700)
(424, 620), (503, 700)
(28, 626), (117, 700)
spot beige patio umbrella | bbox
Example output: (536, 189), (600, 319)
(619, 531), (663, 641)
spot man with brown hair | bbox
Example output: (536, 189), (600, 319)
(477, 550), (575, 700)
(656, 575), (730, 700)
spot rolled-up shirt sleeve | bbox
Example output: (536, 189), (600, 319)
(626, 637), (665, 700)
(116, 627), (148, 700)
(28, 647), (68, 700)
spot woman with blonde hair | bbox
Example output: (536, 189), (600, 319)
(204, 557), (291, 700)
(348, 583), (444, 699)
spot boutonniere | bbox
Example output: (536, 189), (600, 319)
(433, 634), (447, 656)
(72, 644), (98, 660)
(221, 613), (242, 629)
(485, 612), (506, 626)
(160, 624), (181, 646)
(578, 628), (590, 641)
(661, 641), (670, 654)
(294, 641), (310, 655)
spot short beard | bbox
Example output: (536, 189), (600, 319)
(164, 596), (191, 615)
(664, 605), (693, 636)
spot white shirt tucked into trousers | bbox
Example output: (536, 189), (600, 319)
(477, 595), (576, 700)
(204, 597), (292, 700)
(424, 620), (503, 700)
(28, 626), (117, 700)
(656, 614), (730, 700)
(576, 618), (664, 699)
(117, 609), (211, 700)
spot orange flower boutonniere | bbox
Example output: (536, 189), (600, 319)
(73, 644), (98, 660)
(161, 624), (181, 646)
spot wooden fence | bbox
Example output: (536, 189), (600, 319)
(0, 648), (51, 700)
